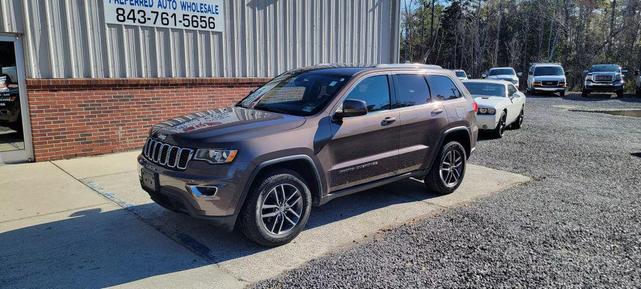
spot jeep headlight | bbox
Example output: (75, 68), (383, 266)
(194, 149), (238, 164)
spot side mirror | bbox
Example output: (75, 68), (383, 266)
(334, 99), (368, 120)
(621, 69), (628, 75)
(517, 72), (523, 77)
(482, 74), (487, 78)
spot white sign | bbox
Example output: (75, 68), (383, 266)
(103, 0), (224, 33)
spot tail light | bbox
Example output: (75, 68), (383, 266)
(472, 101), (478, 113)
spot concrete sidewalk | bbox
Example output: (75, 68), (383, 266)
(0, 151), (530, 288)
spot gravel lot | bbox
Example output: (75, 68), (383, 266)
(253, 93), (641, 288)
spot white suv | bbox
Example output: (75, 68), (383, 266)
(484, 67), (521, 88)
(527, 63), (567, 97)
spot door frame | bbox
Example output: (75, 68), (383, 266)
(0, 33), (33, 163)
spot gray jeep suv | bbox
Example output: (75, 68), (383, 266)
(138, 64), (479, 246)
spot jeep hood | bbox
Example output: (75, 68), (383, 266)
(151, 106), (306, 143)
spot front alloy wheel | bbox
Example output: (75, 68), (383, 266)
(260, 183), (303, 236)
(238, 169), (311, 247)
(492, 113), (506, 138)
(512, 109), (524, 129)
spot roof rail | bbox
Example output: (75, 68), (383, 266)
(375, 63), (443, 69)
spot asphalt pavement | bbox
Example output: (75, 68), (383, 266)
(252, 93), (641, 288)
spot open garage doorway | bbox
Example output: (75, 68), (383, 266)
(0, 33), (32, 163)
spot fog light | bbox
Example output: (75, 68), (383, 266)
(187, 185), (218, 198)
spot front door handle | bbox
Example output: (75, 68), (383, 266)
(431, 108), (444, 115)
(381, 116), (396, 125)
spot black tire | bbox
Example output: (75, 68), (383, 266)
(238, 169), (312, 247)
(559, 90), (565, 97)
(424, 141), (467, 195)
(582, 90), (589, 97)
(616, 90), (623, 98)
(637, 88), (641, 97)
(492, 112), (507, 138)
(511, 109), (524, 129)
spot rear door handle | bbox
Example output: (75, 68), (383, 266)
(381, 116), (396, 125)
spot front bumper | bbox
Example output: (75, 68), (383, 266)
(137, 154), (251, 229)
(584, 83), (624, 92)
(476, 114), (499, 130)
(532, 87), (565, 93)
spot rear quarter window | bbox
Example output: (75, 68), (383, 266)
(425, 75), (462, 101)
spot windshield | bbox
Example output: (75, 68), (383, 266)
(463, 82), (506, 97)
(238, 70), (352, 116)
(589, 65), (620, 73)
(534, 66), (564, 76)
(455, 71), (466, 77)
(489, 68), (515, 76)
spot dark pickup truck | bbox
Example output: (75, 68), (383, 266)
(582, 64), (627, 97)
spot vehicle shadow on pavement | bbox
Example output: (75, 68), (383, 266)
(137, 178), (445, 262)
(562, 93), (641, 103)
(0, 178), (445, 288)
(0, 206), (213, 289)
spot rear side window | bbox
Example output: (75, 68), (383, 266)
(426, 75), (461, 100)
(395, 74), (430, 107)
(345, 75), (390, 112)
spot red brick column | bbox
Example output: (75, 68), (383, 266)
(26, 77), (269, 161)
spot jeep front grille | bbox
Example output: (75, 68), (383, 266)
(542, 81), (558, 86)
(142, 138), (193, 170)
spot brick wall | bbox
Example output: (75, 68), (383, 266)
(26, 78), (269, 161)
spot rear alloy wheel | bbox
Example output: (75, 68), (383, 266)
(511, 109), (524, 129)
(238, 169), (311, 247)
(424, 141), (466, 195)
(492, 112), (507, 138)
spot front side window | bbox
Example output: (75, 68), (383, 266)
(426, 75), (461, 100)
(345, 75), (390, 112)
(508, 84), (517, 96)
(238, 70), (351, 116)
(395, 74), (430, 107)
